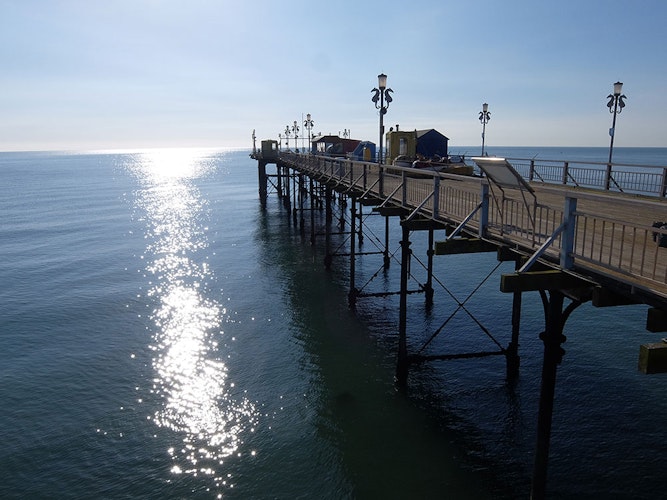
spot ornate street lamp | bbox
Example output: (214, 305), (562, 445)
(291, 120), (300, 153)
(304, 113), (314, 153)
(371, 73), (393, 164)
(479, 103), (490, 156)
(606, 81), (627, 164)
(284, 125), (291, 150)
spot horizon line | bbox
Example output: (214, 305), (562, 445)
(2, 144), (667, 155)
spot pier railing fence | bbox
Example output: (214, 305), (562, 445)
(507, 157), (667, 197)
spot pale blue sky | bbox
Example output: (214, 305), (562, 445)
(1, 0), (665, 151)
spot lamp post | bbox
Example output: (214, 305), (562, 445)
(479, 103), (490, 156)
(291, 120), (300, 153)
(284, 125), (291, 150)
(304, 113), (314, 153)
(606, 81), (627, 164)
(371, 73), (393, 164)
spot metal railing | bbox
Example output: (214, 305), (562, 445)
(505, 157), (667, 197)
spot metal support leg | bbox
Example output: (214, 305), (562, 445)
(299, 174), (305, 234)
(507, 256), (522, 380)
(348, 196), (357, 308)
(284, 167), (291, 210)
(310, 178), (316, 245)
(531, 289), (572, 500)
(383, 216), (391, 270)
(357, 203), (364, 246)
(424, 228), (435, 307)
(338, 193), (346, 230)
(396, 224), (411, 388)
(258, 160), (267, 207)
(292, 172), (298, 226)
(324, 185), (332, 269)
(276, 164), (283, 200)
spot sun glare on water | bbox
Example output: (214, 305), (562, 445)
(129, 148), (257, 491)
(137, 148), (216, 180)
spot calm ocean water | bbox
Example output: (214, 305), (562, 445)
(1, 147), (666, 499)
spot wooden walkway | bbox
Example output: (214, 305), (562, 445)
(277, 152), (667, 307)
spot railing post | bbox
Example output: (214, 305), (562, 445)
(432, 176), (440, 218)
(529, 159), (535, 182)
(479, 183), (489, 238)
(402, 171), (407, 206)
(562, 162), (569, 185)
(379, 165), (384, 198)
(661, 167), (667, 197)
(560, 196), (577, 269)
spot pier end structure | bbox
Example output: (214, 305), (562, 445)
(253, 140), (280, 206)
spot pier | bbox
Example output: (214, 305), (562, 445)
(252, 146), (667, 499)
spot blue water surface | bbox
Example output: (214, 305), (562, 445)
(1, 148), (666, 499)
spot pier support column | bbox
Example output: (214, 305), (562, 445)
(348, 196), (358, 308)
(258, 160), (268, 207)
(383, 216), (391, 270)
(310, 178), (316, 245)
(507, 256), (523, 380)
(284, 166), (291, 210)
(324, 185), (333, 269)
(531, 289), (581, 500)
(292, 171), (298, 226)
(299, 174), (305, 234)
(424, 228), (435, 307)
(396, 224), (411, 388)
(357, 203), (364, 246)
(276, 164), (283, 200)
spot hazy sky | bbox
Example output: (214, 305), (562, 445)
(1, 0), (666, 151)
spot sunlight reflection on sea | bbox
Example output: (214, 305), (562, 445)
(128, 149), (257, 494)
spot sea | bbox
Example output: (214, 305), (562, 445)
(1, 146), (666, 499)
